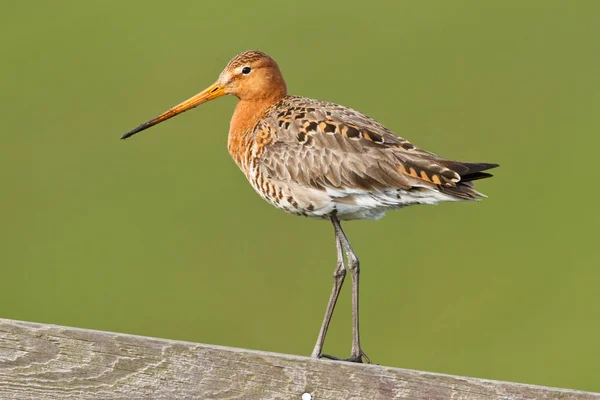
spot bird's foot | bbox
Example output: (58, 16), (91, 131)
(319, 350), (371, 364)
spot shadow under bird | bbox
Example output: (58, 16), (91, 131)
(122, 50), (498, 363)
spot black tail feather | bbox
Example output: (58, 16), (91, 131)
(438, 161), (498, 200)
(460, 171), (495, 182)
(441, 161), (499, 182)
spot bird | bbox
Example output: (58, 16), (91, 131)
(121, 50), (498, 363)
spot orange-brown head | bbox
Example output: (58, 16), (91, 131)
(121, 50), (287, 139)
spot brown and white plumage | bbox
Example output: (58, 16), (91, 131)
(122, 50), (498, 363)
(249, 95), (497, 220)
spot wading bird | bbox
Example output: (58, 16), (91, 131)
(122, 50), (497, 363)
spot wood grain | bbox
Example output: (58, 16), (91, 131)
(0, 318), (597, 399)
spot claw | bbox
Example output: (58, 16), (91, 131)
(319, 350), (371, 364)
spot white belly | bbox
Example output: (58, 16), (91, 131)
(263, 180), (461, 221)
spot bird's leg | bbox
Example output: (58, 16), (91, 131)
(330, 216), (371, 363)
(311, 227), (346, 358)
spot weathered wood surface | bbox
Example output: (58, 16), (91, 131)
(0, 318), (597, 400)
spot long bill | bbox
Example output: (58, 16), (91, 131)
(121, 82), (226, 139)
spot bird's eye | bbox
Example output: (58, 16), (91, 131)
(241, 66), (252, 75)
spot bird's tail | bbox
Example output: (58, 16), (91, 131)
(438, 161), (498, 200)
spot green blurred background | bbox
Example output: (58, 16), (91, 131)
(2, 0), (599, 392)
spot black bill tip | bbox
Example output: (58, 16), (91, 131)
(121, 121), (153, 140)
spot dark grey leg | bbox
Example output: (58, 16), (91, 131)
(311, 223), (346, 358)
(330, 216), (370, 363)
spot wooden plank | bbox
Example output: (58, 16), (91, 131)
(0, 318), (597, 400)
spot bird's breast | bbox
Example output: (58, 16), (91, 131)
(227, 128), (254, 173)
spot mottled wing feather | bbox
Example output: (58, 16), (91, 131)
(258, 96), (488, 198)
(260, 126), (414, 193)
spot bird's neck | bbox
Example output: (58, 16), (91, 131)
(228, 95), (284, 168)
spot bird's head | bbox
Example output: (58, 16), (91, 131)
(121, 50), (286, 139)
